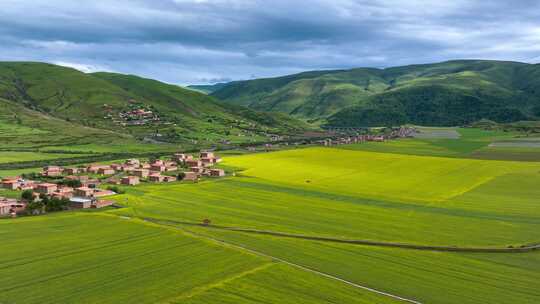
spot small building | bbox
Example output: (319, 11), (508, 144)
(210, 169), (225, 177)
(200, 158), (216, 167)
(64, 168), (79, 175)
(93, 189), (115, 197)
(92, 200), (114, 209)
(69, 197), (93, 209)
(125, 159), (140, 166)
(74, 187), (94, 198)
(139, 163), (151, 169)
(53, 186), (74, 199)
(152, 160), (165, 166)
(183, 171), (199, 182)
(2, 179), (20, 190)
(200, 151), (215, 159)
(150, 164), (166, 172)
(121, 176), (140, 186)
(163, 176), (177, 182)
(148, 173), (164, 182)
(186, 159), (202, 167)
(190, 166), (204, 173)
(165, 165), (178, 172)
(111, 164), (123, 171)
(98, 167), (115, 175)
(121, 165), (135, 172)
(35, 183), (58, 195)
(132, 169), (149, 178)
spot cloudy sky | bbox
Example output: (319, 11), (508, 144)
(1, 0), (539, 85)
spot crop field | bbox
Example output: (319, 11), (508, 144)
(186, 227), (540, 304)
(4, 133), (540, 303)
(0, 213), (397, 304)
(0, 151), (93, 164)
(110, 147), (540, 247)
(340, 128), (517, 159)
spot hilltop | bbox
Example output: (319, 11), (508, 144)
(210, 60), (540, 126)
(0, 62), (307, 148)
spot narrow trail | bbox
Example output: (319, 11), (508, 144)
(145, 218), (423, 304)
(143, 218), (540, 253)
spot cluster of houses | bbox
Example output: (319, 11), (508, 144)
(0, 151), (227, 217)
(318, 127), (417, 146)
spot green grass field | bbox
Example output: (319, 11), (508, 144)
(0, 213), (398, 304)
(3, 133), (540, 303)
(186, 227), (540, 304)
(0, 151), (94, 164)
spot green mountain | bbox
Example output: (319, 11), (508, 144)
(211, 60), (540, 126)
(0, 62), (306, 146)
(187, 83), (228, 94)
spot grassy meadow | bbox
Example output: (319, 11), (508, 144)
(2, 129), (540, 303)
(0, 213), (398, 304)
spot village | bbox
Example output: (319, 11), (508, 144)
(0, 151), (226, 218)
(0, 126), (417, 218)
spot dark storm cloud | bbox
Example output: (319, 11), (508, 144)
(0, 0), (539, 84)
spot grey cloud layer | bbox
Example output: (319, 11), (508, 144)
(0, 0), (539, 84)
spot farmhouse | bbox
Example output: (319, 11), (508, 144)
(69, 197), (93, 209)
(111, 164), (123, 171)
(42, 166), (63, 177)
(2, 178), (20, 190)
(98, 167), (115, 175)
(125, 159), (140, 166)
(74, 187), (94, 198)
(190, 166), (204, 174)
(200, 151), (215, 159)
(87, 164), (110, 174)
(121, 176), (140, 186)
(64, 168), (79, 175)
(35, 183), (58, 195)
(93, 189), (115, 197)
(210, 169), (225, 177)
(92, 200), (114, 208)
(132, 169), (149, 178)
(163, 176), (177, 182)
(52, 187), (74, 199)
(0, 197), (25, 216)
(120, 165), (135, 172)
(183, 171), (199, 182)
(150, 164), (166, 172)
(148, 173), (165, 182)
(186, 159), (202, 167)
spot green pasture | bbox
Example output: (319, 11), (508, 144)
(187, 227), (540, 304)
(109, 147), (540, 247)
(341, 127), (519, 159)
(0, 151), (93, 164)
(0, 213), (395, 304)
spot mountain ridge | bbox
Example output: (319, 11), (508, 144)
(209, 60), (540, 126)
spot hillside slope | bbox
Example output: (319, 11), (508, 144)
(0, 62), (305, 145)
(211, 60), (540, 126)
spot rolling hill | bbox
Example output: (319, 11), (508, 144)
(0, 62), (306, 147)
(210, 60), (540, 126)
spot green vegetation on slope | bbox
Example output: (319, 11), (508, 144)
(211, 60), (540, 126)
(0, 62), (306, 147)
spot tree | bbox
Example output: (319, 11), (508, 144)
(45, 197), (69, 212)
(177, 172), (186, 181)
(21, 190), (34, 201)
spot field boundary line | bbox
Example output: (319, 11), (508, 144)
(161, 262), (275, 303)
(173, 224), (423, 304)
(143, 218), (540, 253)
